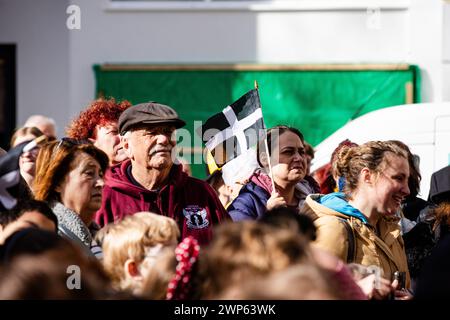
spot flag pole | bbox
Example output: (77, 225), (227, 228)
(254, 80), (277, 193)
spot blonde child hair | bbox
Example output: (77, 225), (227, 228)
(98, 212), (180, 293)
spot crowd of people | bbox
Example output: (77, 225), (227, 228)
(0, 97), (449, 300)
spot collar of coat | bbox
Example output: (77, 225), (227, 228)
(303, 194), (403, 269)
(50, 201), (92, 246)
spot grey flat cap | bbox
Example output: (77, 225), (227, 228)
(118, 102), (186, 134)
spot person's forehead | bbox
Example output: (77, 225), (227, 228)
(383, 154), (409, 174)
(278, 131), (304, 147)
(72, 151), (101, 167)
(132, 124), (176, 132)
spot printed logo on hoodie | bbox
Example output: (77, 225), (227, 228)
(183, 205), (209, 229)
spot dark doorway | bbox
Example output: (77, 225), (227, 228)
(0, 44), (16, 150)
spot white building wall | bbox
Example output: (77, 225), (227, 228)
(0, 0), (448, 137)
(0, 0), (69, 136)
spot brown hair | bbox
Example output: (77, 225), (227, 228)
(0, 236), (112, 299)
(433, 202), (450, 233)
(10, 126), (44, 148)
(304, 142), (314, 158)
(257, 125), (305, 168)
(198, 221), (311, 298)
(333, 140), (408, 195)
(33, 139), (109, 202)
(387, 140), (421, 198)
(219, 264), (339, 300)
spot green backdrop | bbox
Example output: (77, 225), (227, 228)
(94, 64), (420, 179)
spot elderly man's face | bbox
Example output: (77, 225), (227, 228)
(123, 125), (176, 170)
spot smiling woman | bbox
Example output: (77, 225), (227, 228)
(301, 140), (412, 298)
(33, 139), (109, 258)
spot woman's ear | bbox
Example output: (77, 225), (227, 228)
(361, 168), (373, 185)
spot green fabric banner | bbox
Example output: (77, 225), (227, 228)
(94, 64), (420, 179)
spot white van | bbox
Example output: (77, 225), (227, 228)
(311, 102), (450, 199)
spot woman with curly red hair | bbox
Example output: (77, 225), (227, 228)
(66, 98), (131, 166)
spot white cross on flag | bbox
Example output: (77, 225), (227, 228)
(198, 89), (266, 167)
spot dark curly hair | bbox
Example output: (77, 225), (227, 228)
(66, 98), (131, 140)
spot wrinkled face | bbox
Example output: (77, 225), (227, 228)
(370, 153), (410, 216)
(123, 125), (176, 171)
(270, 131), (307, 184)
(57, 152), (104, 222)
(94, 122), (127, 165)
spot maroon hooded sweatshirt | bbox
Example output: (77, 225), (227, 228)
(95, 160), (230, 245)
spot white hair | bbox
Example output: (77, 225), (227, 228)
(24, 115), (56, 127)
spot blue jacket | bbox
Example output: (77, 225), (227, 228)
(227, 170), (320, 221)
(227, 181), (270, 221)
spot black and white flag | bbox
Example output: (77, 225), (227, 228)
(0, 139), (39, 212)
(198, 89), (265, 167)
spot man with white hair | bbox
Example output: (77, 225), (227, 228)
(95, 102), (230, 245)
(23, 115), (57, 140)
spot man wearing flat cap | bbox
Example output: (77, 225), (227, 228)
(95, 102), (230, 245)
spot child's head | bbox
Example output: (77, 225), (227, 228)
(98, 212), (180, 293)
(199, 221), (311, 298)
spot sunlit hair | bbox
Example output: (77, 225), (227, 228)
(66, 98), (131, 140)
(198, 220), (311, 298)
(432, 202), (450, 233)
(33, 139), (109, 202)
(387, 140), (421, 199)
(333, 140), (408, 196)
(314, 139), (358, 194)
(257, 125), (305, 168)
(141, 247), (177, 300)
(96, 212), (180, 292)
(218, 264), (339, 300)
(10, 126), (44, 148)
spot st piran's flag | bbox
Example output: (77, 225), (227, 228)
(198, 89), (265, 167)
(0, 139), (38, 212)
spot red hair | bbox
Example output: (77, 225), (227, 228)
(66, 98), (131, 139)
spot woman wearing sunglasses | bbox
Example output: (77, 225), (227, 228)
(33, 138), (108, 258)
